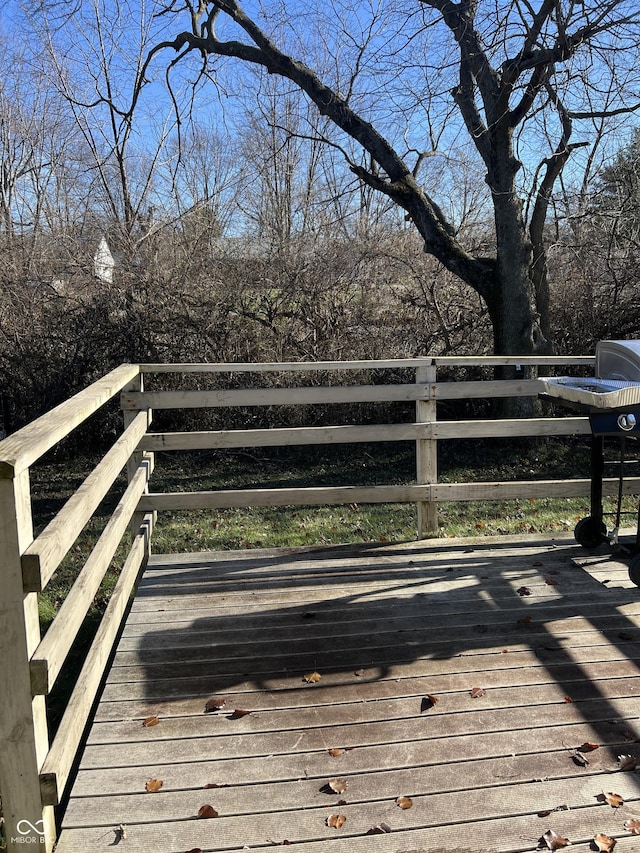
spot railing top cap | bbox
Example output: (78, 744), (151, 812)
(0, 364), (140, 476)
(139, 356), (593, 374)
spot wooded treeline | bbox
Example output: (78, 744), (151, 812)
(0, 4), (639, 435)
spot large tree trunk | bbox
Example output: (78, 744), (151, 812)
(484, 147), (543, 415)
(487, 129), (540, 349)
(486, 263), (541, 417)
(490, 240), (539, 360)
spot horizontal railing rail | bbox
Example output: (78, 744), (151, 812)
(138, 416), (591, 453)
(137, 355), (593, 372)
(2, 353), (634, 853)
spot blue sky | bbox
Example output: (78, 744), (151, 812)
(1, 0), (639, 231)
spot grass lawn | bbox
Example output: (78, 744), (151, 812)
(30, 434), (632, 589)
(146, 436), (618, 550)
(32, 435), (636, 572)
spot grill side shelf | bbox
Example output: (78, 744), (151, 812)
(541, 377), (640, 410)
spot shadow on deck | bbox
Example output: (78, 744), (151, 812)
(55, 534), (640, 852)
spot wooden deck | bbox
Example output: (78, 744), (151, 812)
(54, 534), (640, 853)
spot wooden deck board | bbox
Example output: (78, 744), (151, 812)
(55, 535), (640, 852)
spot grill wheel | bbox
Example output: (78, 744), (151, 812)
(574, 516), (608, 550)
(629, 555), (640, 588)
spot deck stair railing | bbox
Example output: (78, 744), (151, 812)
(2, 354), (639, 852)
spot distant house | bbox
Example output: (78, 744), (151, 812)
(48, 234), (115, 294)
(91, 236), (115, 284)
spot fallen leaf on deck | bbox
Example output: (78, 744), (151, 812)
(617, 754), (637, 771)
(303, 671), (322, 683)
(145, 778), (163, 793)
(593, 833), (616, 852)
(544, 578), (559, 586)
(366, 822), (391, 834)
(517, 615), (533, 624)
(229, 709), (252, 719)
(396, 796), (413, 809)
(113, 824), (127, 844)
(328, 778), (348, 794)
(564, 696), (573, 703)
(204, 697), (226, 713)
(537, 806), (567, 817)
(326, 814), (346, 828)
(421, 694), (439, 712)
(142, 715), (159, 727)
(354, 668), (365, 677)
(269, 841), (292, 846)
(184, 848), (203, 853)
(203, 782), (228, 789)
(470, 687), (486, 698)
(578, 742), (599, 752)
(517, 586), (532, 596)
(624, 819), (640, 834)
(571, 752), (589, 767)
(302, 611), (316, 618)
(197, 804), (219, 818)
(328, 747), (353, 757)
(540, 828), (570, 849)
(597, 792), (624, 808)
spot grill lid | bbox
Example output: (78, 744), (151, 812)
(596, 340), (640, 381)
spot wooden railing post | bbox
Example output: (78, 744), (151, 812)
(0, 467), (55, 852)
(122, 371), (154, 539)
(416, 362), (438, 538)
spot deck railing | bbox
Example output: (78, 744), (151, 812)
(2, 354), (639, 851)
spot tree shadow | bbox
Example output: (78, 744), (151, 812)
(124, 537), (640, 757)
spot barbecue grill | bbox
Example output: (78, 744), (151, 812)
(540, 340), (640, 586)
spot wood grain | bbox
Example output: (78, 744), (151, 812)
(55, 534), (640, 852)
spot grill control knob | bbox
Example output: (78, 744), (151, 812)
(617, 413), (637, 431)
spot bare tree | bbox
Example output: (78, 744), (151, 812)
(551, 127), (640, 350)
(0, 44), (62, 239)
(38, 0), (181, 265)
(137, 0), (639, 360)
(167, 119), (242, 236)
